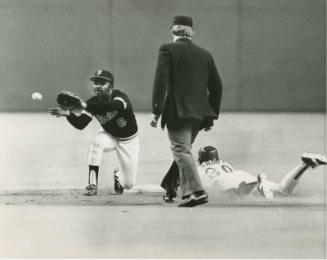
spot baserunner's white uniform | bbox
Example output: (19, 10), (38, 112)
(199, 160), (255, 190)
(198, 159), (295, 196)
(132, 154), (325, 197)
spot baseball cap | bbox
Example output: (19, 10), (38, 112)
(90, 69), (114, 84)
(171, 15), (193, 28)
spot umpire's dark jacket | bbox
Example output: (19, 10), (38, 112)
(152, 38), (222, 129)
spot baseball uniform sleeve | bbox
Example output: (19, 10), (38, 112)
(66, 111), (92, 130)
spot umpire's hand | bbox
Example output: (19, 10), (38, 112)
(203, 126), (213, 132)
(202, 118), (214, 132)
(150, 113), (160, 128)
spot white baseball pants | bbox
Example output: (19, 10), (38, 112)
(88, 129), (139, 189)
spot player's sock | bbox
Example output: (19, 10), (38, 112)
(280, 163), (309, 194)
(89, 165), (99, 186)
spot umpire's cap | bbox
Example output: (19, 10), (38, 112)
(198, 146), (219, 164)
(171, 15), (193, 28)
(90, 70), (114, 85)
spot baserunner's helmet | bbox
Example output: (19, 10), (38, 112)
(198, 146), (219, 164)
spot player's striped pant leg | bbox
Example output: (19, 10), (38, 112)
(115, 136), (139, 189)
(88, 130), (116, 166)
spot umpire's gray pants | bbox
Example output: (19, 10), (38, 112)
(167, 120), (204, 197)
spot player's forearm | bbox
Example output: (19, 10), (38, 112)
(66, 112), (92, 130)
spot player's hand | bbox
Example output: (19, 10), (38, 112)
(48, 107), (70, 117)
(150, 113), (160, 128)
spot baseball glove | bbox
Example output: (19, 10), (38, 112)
(57, 91), (84, 110)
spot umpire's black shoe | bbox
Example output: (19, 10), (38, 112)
(163, 190), (177, 203)
(178, 191), (208, 207)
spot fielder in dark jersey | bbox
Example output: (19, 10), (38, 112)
(67, 89), (138, 140)
(49, 69), (139, 196)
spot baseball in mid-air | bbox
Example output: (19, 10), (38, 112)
(31, 92), (43, 101)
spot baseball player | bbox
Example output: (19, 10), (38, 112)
(49, 69), (139, 196)
(197, 146), (326, 199)
(164, 146), (326, 201)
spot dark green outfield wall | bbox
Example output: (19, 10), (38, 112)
(0, 0), (325, 111)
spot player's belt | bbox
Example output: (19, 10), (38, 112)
(116, 132), (139, 141)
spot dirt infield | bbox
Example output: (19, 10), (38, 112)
(0, 192), (325, 258)
(0, 187), (324, 208)
(0, 112), (325, 258)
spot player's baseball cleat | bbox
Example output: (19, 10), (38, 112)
(178, 191), (208, 207)
(114, 169), (124, 195)
(257, 173), (274, 199)
(301, 153), (327, 168)
(84, 184), (97, 196)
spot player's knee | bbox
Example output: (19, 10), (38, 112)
(281, 187), (292, 196)
(124, 183), (134, 189)
(123, 176), (136, 189)
(124, 184), (133, 189)
(280, 182), (296, 195)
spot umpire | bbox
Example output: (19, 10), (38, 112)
(150, 15), (223, 207)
